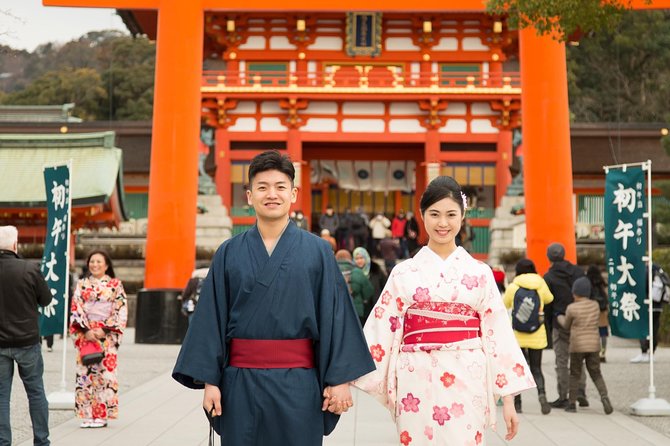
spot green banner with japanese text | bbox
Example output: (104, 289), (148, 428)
(604, 166), (648, 338)
(39, 164), (71, 337)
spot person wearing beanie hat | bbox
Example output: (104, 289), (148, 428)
(547, 242), (566, 262)
(559, 276), (613, 414)
(543, 242), (588, 409)
(571, 277), (592, 298)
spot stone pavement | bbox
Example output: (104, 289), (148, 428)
(10, 330), (670, 446)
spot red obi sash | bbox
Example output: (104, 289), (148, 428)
(229, 338), (315, 369)
(403, 302), (480, 345)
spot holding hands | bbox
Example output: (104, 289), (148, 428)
(322, 383), (353, 415)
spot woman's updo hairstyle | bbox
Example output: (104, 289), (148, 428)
(419, 176), (465, 216)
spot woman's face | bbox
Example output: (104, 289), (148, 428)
(354, 254), (366, 268)
(88, 253), (108, 279)
(422, 197), (463, 248)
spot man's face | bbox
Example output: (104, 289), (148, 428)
(247, 170), (297, 222)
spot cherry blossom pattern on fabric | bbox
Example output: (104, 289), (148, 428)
(401, 393), (421, 413)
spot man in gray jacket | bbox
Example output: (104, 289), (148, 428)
(0, 226), (52, 446)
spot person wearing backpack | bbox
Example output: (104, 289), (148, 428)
(503, 258), (554, 415)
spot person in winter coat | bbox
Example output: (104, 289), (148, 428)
(543, 242), (587, 409)
(353, 247), (387, 321)
(319, 205), (339, 236)
(404, 211), (420, 255)
(336, 249), (373, 325)
(558, 277), (613, 415)
(369, 213), (391, 257)
(503, 258), (554, 415)
(0, 226), (52, 445)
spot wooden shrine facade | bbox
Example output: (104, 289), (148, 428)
(193, 12), (521, 246)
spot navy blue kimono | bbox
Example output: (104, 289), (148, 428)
(173, 221), (375, 445)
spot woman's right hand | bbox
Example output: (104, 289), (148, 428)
(84, 330), (98, 341)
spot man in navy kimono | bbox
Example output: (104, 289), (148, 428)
(173, 150), (375, 445)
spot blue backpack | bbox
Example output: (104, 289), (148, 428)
(512, 286), (543, 333)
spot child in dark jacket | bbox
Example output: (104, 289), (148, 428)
(558, 277), (613, 414)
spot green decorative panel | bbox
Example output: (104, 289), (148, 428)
(467, 208), (495, 219)
(471, 226), (490, 254)
(231, 207), (256, 216)
(232, 224), (254, 236)
(440, 64), (480, 86)
(247, 62), (288, 85)
(125, 193), (149, 219)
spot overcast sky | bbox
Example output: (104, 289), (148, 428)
(2, 0), (129, 52)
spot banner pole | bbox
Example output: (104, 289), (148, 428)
(630, 159), (670, 416)
(58, 160), (72, 393)
(646, 160), (654, 400)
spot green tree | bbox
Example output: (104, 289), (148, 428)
(567, 10), (670, 122)
(3, 68), (107, 120)
(97, 35), (155, 120)
(1, 31), (155, 121)
(486, 0), (649, 40)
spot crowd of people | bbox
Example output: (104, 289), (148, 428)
(2, 149), (669, 446)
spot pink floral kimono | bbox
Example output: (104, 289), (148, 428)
(354, 247), (535, 446)
(70, 275), (127, 421)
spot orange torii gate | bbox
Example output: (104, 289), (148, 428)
(44, 0), (670, 287)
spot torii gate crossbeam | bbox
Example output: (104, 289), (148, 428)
(44, 0), (670, 286)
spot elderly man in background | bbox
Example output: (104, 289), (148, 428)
(0, 226), (53, 446)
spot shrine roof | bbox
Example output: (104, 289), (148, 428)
(0, 132), (126, 215)
(0, 104), (83, 123)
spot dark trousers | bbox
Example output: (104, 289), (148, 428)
(553, 326), (586, 400)
(522, 348), (545, 395)
(640, 310), (662, 353)
(0, 344), (50, 446)
(569, 352), (608, 404)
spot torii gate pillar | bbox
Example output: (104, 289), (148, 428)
(45, 0), (203, 288)
(519, 29), (575, 274)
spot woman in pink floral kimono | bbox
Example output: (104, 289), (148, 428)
(354, 176), (535, 446)
(70, 250), (127, 428)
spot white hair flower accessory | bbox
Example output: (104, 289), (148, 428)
(460, 192), (468, 211)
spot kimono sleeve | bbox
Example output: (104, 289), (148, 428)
(172, 244), (228, 389)
(69, 279), (89, 335)
(353, 268), (406, 417)
(477, 267), (536, 400)
(104, 279), (128, 334)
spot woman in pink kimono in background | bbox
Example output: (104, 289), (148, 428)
(354, 176), (535, 446)
(70, 250), (127, 428)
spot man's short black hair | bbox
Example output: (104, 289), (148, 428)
(248, 150), (295, 185)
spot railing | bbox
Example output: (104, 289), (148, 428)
(202, 70), (521, 91)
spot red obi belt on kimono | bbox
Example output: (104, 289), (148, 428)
(229, 338), (315, 369)
(402, 302), (480, 345)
